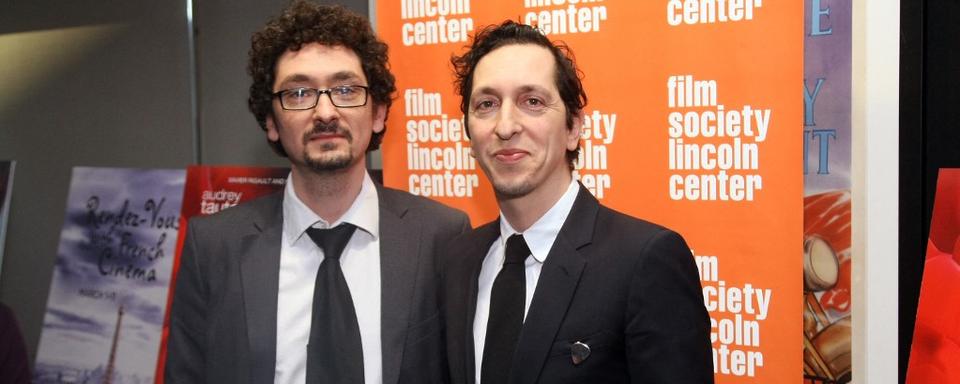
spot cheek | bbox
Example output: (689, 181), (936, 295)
(469, 136), (486, 154)
(467, 118), (494, 139)
(469, 123), (496, 147)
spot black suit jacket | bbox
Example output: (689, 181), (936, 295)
(442, 185), (714, 384)
(166, 184), (470, 384)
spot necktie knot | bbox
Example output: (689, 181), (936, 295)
(306, 223), (357, 261)
(504, 234), (530, 265)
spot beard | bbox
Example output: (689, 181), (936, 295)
(477, 158), (536, 199)
(301, 121), (354, 172)
(490, 177), (535, 198)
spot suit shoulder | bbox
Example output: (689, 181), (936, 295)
(186, 192), (280, 230)
(379, 186), (468, 223)
(447, 220), (497, 251)
(594, 203), (684, 242)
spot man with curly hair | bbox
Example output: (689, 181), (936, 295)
(165, 2), (469, 383)
(441, 21), (714, 383)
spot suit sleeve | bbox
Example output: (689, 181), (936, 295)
(165, 222), (208, 383)
(625, 229), (714, 384)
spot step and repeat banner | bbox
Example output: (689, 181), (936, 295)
(378, 1), (803, 382)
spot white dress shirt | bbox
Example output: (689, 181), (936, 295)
(473, 179), (580, 383)
(275, 172), (382, 384)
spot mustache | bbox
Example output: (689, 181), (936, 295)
(302, 121), (352, 143)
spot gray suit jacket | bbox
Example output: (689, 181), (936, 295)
(442, 184), (713, 384)
(166, 184), (470, 384)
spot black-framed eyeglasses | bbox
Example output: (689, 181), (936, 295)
(272, 85), (369, 110)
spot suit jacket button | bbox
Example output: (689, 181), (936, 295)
(571, 341), (591, 365)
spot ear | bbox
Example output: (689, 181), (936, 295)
(265, 114), (280, 143)
(372, 104), (387, 134)
(567, 111), (584, 151)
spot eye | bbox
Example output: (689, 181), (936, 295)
(521, 96), (547, 110)
(472, 98), (499, 114)
(331, 86), (359, 96)
(284, 88), (313, 100)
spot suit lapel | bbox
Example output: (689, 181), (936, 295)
(377, 186), (420, 384)
(239, 194), (283, 384)
(463, 222), (500, 384)
(511, 185), (598, 384)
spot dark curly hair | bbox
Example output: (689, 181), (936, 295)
(452, 20), (587, 169)
(248, 1), (395, 156)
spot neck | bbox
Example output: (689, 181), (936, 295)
(290, 159), (367, 224)
(498, 172), (573, 232)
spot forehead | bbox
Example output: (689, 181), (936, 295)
(471, 44), (557, 94)
(273, 43), (365, 87)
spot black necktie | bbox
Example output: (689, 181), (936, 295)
(481, 234), (531, 384)
(305, 224), (363, 384)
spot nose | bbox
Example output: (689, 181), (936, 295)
(311, 92), (340, 123)
(493, 104), (522, 140)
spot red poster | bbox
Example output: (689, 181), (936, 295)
(906, 169), (960, 383)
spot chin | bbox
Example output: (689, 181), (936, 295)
(304, 151), (354, 172)
(491, 178), (535, 198)
(480, 163), (534, 197)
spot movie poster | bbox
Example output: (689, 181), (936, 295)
(34, 167), (186, 384)
(0, 160), (14, 279)
(905, 169), (960, 383)
(803, 0), (852, 382)
(154, 165), (288, 383)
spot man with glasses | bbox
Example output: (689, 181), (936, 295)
(165, 2), (469, 383)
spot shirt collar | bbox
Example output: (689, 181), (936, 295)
(499, 179), (580, 263)
(282, 171), (380, 246)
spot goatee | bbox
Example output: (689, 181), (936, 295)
(478, 161), (534, 198)
(302, 121), (354, 172)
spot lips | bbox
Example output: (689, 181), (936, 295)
(307, 132), (347, 141)
(493, 148), (528, 163)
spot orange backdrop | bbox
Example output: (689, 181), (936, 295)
(379, 1), (802, 381)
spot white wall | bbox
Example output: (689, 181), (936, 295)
(851, 0), (899, 382)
